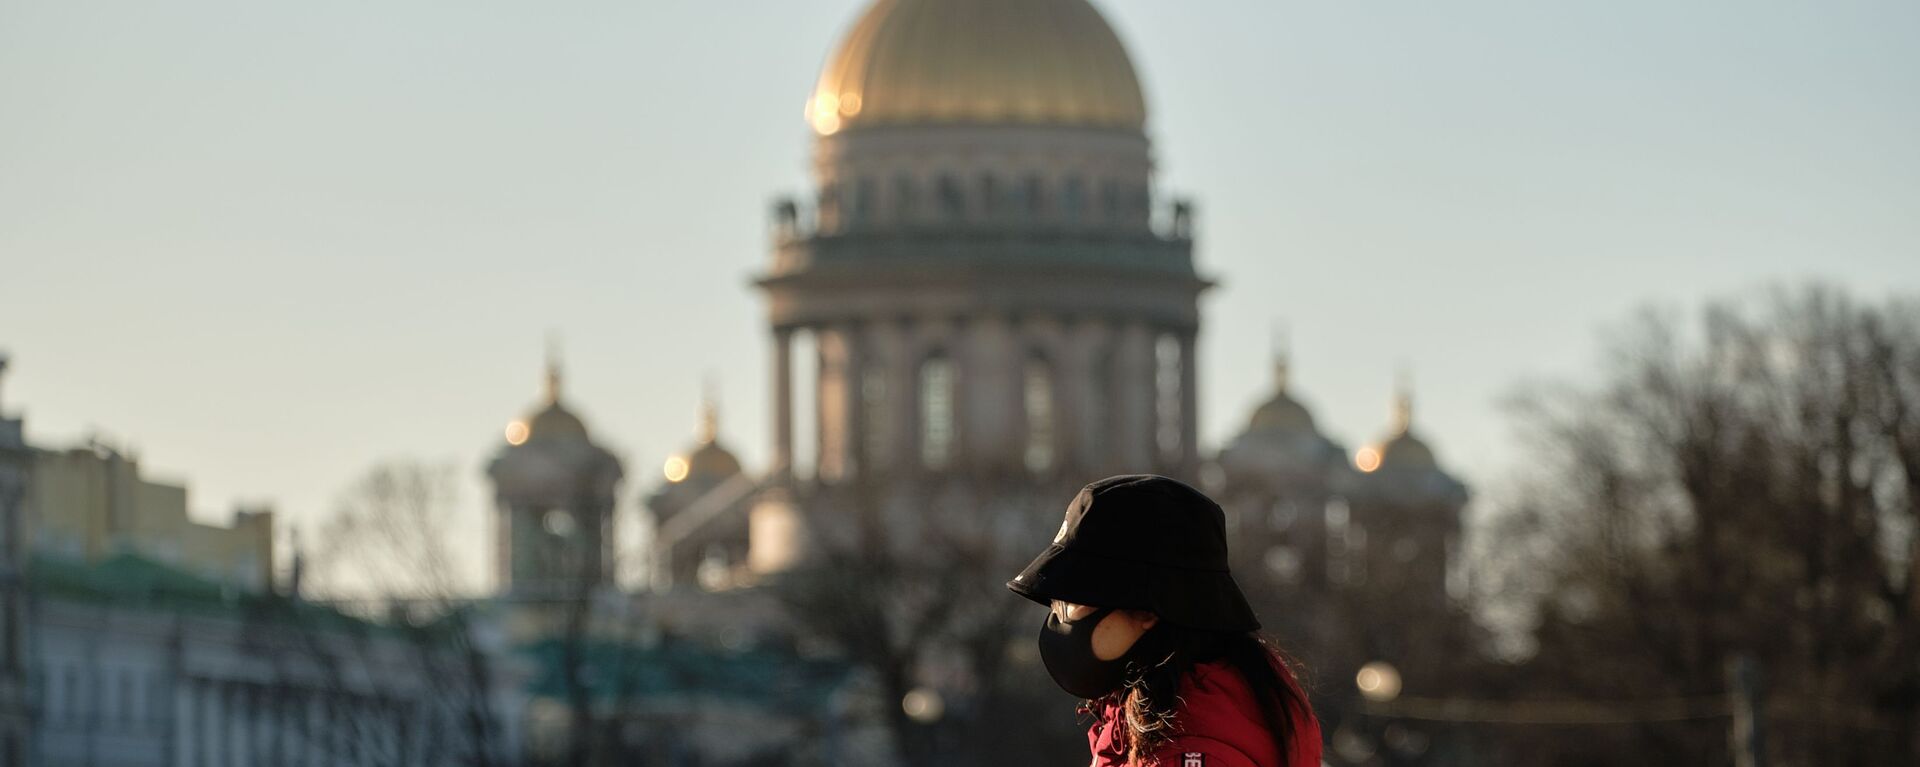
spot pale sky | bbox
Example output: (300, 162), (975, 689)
(3, 0), (1916, 590)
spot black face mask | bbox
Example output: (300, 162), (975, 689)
(1037, 607), (1175, 699)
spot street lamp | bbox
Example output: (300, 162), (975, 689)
(1356, 661), (1403, 703)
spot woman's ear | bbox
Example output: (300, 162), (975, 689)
(1128, 610), (1160, 631)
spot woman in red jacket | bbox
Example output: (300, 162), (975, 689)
(1008, 475), (1323, 767)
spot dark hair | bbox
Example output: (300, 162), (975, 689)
(1107, 626), (1310, 765)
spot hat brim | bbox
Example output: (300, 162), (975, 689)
(1007, 545), (1262, 633)
(1007, 543), (1152, 612)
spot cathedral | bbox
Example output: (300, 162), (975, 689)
(483, 0), (1470, 762)
(487, 0), (1466, 613)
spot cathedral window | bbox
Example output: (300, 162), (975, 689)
(893, 174), (918, 223)
(937, 175), (966, 221)
(919, 355), (956, 470)
(1025, 175), (1047, 220)
(979, 173), (999, 220)
(1101, 179), (1123, 224)
(851, 176), (876, 226)
(818, 182), (842, 232)
(1024, 357), (1056, 474)
(1062, 176), (1087, 223)
(542, 509), (576, 539)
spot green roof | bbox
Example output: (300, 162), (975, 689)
(25, 552), (395, 635)
(517, 636), (853, 711)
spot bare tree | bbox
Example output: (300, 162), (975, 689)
(286, 458), (516, 767)
(771, 476), (1089, 767)
(1481, 284), (1920, 766)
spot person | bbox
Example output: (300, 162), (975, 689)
(1007, 475), (1322, 767)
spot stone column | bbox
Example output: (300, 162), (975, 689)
(1114, 323), (1155, 469)
(864, 322), (909, 476)
(1062, 321), (1112, 475)
(891, 319), (929, 474)
(815, 327), (856, 483)
(842, 327), (867, 480)
(1179, 330), (1200, 476)
(772, 328), (795, 478)
(962, 315), (1016, 472)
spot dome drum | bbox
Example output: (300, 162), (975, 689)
(766, 221), (1197, 276)
(804, 125), (1159, 238)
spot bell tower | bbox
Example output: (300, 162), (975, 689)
(486, 350), (624, 598)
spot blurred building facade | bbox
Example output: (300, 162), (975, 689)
(28, 445), (275, 593)
(2, 354), (527, 767)
(29, 553), (520, 767)
(2, 357), (32, 767)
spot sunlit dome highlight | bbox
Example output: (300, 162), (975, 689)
(1354, 446), (1384, 473)
(808, 0), (1149, 135)
(664, 455), (692, 483)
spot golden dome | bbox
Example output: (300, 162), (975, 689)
(808, 0), (1148, 135)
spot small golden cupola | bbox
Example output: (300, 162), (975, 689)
(663, 386), (743, 485)
(504, 351), (591, 446)
(1358, 377), (1440, 474)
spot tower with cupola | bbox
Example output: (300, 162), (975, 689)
(1345, 380), (1469, 606)
(487, 353), (624, 599)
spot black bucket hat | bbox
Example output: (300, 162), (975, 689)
(1007, 475), (1261, 633)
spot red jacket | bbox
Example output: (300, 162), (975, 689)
(1086, 661), (1323, 767)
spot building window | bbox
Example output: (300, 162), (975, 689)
(1024, 357), (1056, 473)
(1102, 179), (1123, 223)
(979, 174), (999, 220)
(1025, 175), (1046, 220)
(919, 355), (956, 470)
(1155, 333), (1183, 461)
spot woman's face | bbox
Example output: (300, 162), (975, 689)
(1052, 601), (1160, 661)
